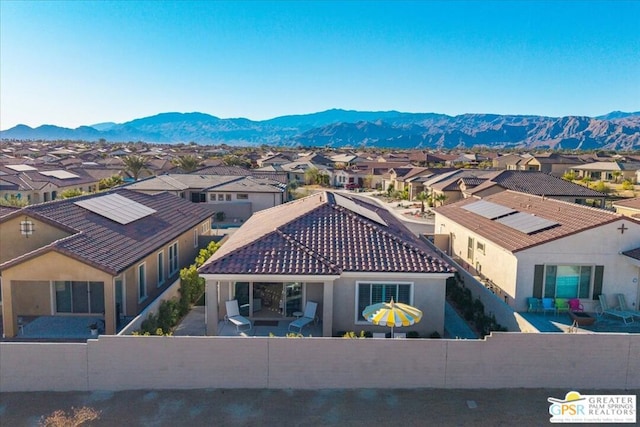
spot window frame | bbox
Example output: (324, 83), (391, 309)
(168, 241), (179, 276)
(354, 281), (413, 324)
(237, 193), (249, 200)
(157, 250), (165, 287)
(138, 262), (147, 302)
(543, 264), (593, 299)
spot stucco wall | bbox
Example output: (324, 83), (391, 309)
(516, 220), (640, 312)
(436, 214), (640, 312)
(0, 215), (71, 264)
(1, 333), (638, 392)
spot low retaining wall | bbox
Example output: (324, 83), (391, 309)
(1, 333), (638, 392)
(118, 277), (182, 335)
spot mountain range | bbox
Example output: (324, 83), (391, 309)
(2, 109), (640, 151)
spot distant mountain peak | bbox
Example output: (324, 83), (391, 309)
(2, 110), (639, 151)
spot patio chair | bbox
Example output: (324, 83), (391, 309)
(527, 297), (542, 313)
(541, 298), (556, 316)
(616, 294), (640, 318)
(555, 298), (570, 315)
(224, 300), (252, 333)
(596, 294), (634, 325)
(288, 301), (318, 333)
(568, 298), (584, 312)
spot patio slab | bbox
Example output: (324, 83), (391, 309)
(15, 315), (104, 340)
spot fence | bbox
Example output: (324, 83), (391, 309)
(1, 333), (638, 392)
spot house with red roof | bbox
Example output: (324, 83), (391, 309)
(198, 192), (455, 337)
(0, 189), (213, 337)
(433, 191), (640, 312)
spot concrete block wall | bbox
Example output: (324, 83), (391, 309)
(1, 333), (638, 392)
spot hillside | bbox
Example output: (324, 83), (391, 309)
(2, 109), (639, 150)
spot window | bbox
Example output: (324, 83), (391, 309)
(54, 281), (104, 313)
(218, 194), (224, 201)
(210, 194), (216, 201)
(237, 193), (248, 200)
(157, 251), (165, 286)
(225, 194), (231, 201)
(356, 282), (412, 322)
(544, 265), (592, 299)
(201, 221), (209, 234)
(168, 242), (179, 276)
(20, 220), (34, 236)
(476, 241), (485, 255)
(193, 228), (198, 248)
(467, 237), (474, 260)
(138, 263), (147, 301)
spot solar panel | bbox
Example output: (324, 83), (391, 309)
(75, 193), (156, 224)
(462, 200), (517, 219)
(334, 193), (387, 226)
(496, 212), (558, 234)
(39, 170), (80, 179)
(6, 164), (38, 172)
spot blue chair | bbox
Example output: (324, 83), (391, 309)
(541, 298), (555, 316)
(527, 297), (542, 313)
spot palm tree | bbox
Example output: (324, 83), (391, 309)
(122, 155), (150, 181)
(173, 155), (202, 172)
(433, 193), (448, 207)
(415, 191), (428, 214)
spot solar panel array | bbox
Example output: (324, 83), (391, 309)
(39, 170), (80, 179)
(462, 199), (516, 219)
(334, 193), (387, 226)
(6, 164), (38, 172)
(495, 212), (559, 234)
(74, 193), (157, 225)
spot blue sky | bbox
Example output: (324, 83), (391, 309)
(1, 1), (638, 129)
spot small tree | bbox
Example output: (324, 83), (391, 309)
(59, 188), (84, 199)
(622, 179), (635, 191)
(172, 155), (202, 172)
(433, 193), (448, 207)
(415, 191), (428, 214)
(592, 181), (610, 194)
(122, 155), (150, 181)
(562, 171), (577, 181)
(98, 175), (124, 190)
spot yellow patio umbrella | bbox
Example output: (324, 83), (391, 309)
(362, 298), (423, 337)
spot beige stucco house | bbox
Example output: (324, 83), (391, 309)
(0, 189), (212, 337)
(433, 191), (640, 313)
(126, 173), (286, 223)
(199, 192), (455, 337)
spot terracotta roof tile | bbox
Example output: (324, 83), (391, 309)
(436, 191), (627, 252)
(199, 192), (453, 276)
(1, 189), (212, 274)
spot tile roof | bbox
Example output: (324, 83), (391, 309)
(612, 197), (640, 210)
(469, 170), (607, 197)
(0, 189), (212, 275)
(435, 191), (627, 253)
(191, 166), (288, 184)
(199, 192), (454, 276)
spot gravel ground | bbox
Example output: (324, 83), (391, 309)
(2, 388), (635, 426)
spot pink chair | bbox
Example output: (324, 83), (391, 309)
(568, 298), (584, 312)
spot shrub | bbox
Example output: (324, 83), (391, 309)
(407, 331), (420, 338)
(428, 331), (441, 339)
(40, 406), (101, 426)
(622, 180), (635, 190)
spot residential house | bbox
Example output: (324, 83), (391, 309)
(0, 189), (213, 337)
(612, 198), (640, 217)
(199, 192), (455, 337)
(126, 174), (286, 222)
(461, 170), (607, 207)
(433, 191), (640, 312)
(571, 161), (640, 183)
(520, 153), (583, 177)
(0, 165), (100, 204)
